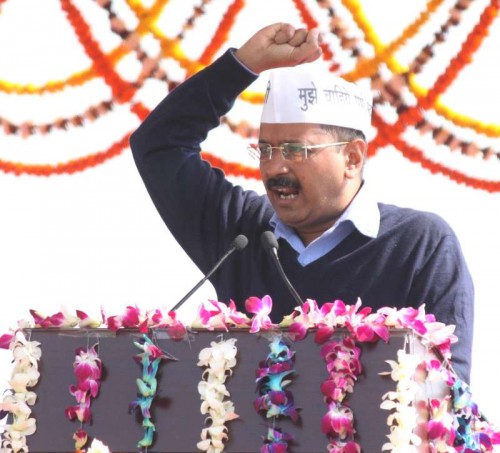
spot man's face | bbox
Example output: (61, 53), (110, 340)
(259, 123), (363, 244)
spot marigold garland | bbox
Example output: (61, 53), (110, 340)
(198, 0), (245, 66)
(422, 0), (498, 108)
(60, 0), (136, 104)
(342, 0), (446, 81)
(0, 133), (130, 176)
(372, 110), (500, 193)
(342, 0), (500, 150)
(1, 0), (499, 189)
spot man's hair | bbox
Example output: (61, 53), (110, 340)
(320, 124), (366, 142)
(320, 124), (367, 176)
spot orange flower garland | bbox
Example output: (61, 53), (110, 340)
(423, 0), (499, 107)
(0, 0), (498, 191)
(60, 0), (136, 104)
(199, 0), (245, 65)
(0, 134), (130, 176)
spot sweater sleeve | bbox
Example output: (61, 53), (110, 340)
(129, 50), (266, 275)
(409, 230), (474, 384)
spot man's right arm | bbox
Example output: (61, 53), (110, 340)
(129, 50), (259, 274)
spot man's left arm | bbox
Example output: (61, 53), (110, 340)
(410, 232), (474, 384)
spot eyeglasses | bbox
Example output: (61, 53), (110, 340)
(248, 141), (351, 162)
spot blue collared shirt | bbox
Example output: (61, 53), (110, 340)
(270, 183), (380, 266)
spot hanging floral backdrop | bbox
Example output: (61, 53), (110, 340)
(0, 0), (498, 189)
(0, 0), (499, 426)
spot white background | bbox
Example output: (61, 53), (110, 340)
(0, 0), (499, 428)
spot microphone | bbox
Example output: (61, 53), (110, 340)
(260, 231), (303, 307)
(171, 234), (248, 311)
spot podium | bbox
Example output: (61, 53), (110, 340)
(15, 328), (432, 452)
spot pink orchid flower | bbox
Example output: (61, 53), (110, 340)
(106, 305), (148, 332)
(106, 315), (122, 331)
(29, 309), (68, 328)
(0, 333), (14, 349)
(321, 403), (355, 439)
(65, 400), (91, 423)
(327, 441), (361, 453)
(73, 428), (88, 450)
(245, 295), (275, 333)
(314, 324), (336, 344)
(196, 299), (230, 329)
(73, 346), (102, 393)
(196, 299), (249, 329)
(149, 308), (169, 325)
(138, 340), (169, 361)
(378, 305), (434, 334)
(167, 321), (187, 340)
(354, 313), (389, 343)
(286, 299), (323, 340)
(76, 310), (101, 328)
(422, 322), (457, 359)
(226, 300), (251, 326)
(320, 374), (356, 402)
(148, 309), (187, 340)
(66, 343), (102, 429)
(122, 305), (149, 332)
(321, 337), (362, 376)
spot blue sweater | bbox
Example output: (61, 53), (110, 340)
(130, 50), (474, 383)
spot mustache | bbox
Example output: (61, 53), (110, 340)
(266, 176), (301, 191)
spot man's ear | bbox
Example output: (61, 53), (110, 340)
(344, 139), (366, 179)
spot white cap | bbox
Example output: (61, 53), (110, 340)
(260, 65), (373, 139)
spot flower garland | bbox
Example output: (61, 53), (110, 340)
(129, 334), (174, 449)
(320, 335), (362, 453)
(380, 349), (500, 452)
(0, 331), (40, 452)
(0, 134), (131, 176)
(346, 0), (500, 133)
(199, 0), (245, 66)
(1, 0), (499, 188)
(380, 349), (423, 452)
(196, 337), (239, 452)
(341, 0), (446, 80)
(65, 342), (103, 452)
(449, 379), (500, 451)
(372, 110), (500, 193)
(338, 0), (498, 158)
(59, 0), (136, 104)
(1, 298), (500, 451)
(254, 336), (299, 452)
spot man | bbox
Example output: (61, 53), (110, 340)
(130, 23), (473, 382)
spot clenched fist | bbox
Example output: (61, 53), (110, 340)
(234, 23), (322, 74)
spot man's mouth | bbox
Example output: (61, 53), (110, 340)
(266, 177), (301, 200)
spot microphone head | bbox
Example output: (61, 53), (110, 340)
(232, 234), (249, 251)
(261, 231), (279, 252)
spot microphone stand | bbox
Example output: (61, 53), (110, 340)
(171, 235), (248, 311)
